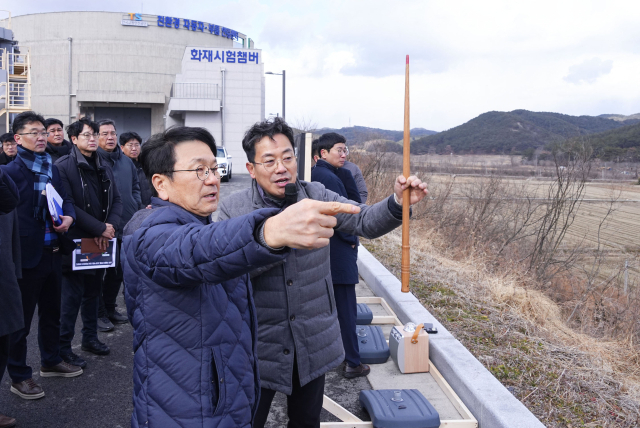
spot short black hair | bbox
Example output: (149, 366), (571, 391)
(242, 117), (294, 163)
(44, 118), (64, 130)
(311, 138), (320, 159)
(67, 117), (99, 140)
(139, 126), (216, 197)
(0, 133), (15, 144)
(96, 119), (117, 131)
(119, 131), (142, 146)
(12, 111), (46, 134)
(317, 132), (346, 157)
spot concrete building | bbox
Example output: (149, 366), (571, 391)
(5, 11), (265, 170)
(0, 13), (32, 133)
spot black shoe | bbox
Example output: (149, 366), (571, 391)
(97, 316), (114, 332)
(107, 309), (128, 324)
(343, 363), (370, 379)
(61, 351), (87, 369)
(81, 339), (110, 356)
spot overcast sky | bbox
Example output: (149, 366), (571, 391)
(4, 0), (640, 132)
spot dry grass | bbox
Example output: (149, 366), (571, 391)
(350, 148), (640, 426)
(363, 230), (640, 427)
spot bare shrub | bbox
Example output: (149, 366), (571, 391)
(358, 140), (640, 346)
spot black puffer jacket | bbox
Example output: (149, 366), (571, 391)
(56, 146), (122, 267)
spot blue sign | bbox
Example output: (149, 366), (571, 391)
(190, 49), (259, 64)
(157, 15), (239, 40)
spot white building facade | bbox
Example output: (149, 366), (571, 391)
(8, 11), (265, 170)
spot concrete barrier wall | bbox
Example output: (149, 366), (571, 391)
(357, 246), (545, 428)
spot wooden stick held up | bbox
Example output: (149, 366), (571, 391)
(401, 55), (411, 293)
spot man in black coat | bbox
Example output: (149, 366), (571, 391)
(2, 111), (82, 402)
(120, 131), (152, 206)
(44, 118), (73, 164)
(311, 132), (369, 379)
(55, 117), (123, 368)
(95, 120), (142, 331)
(0, 168), (22, 427)
(0, 133), (17, 165)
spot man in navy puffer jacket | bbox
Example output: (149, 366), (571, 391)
(122, 126), (360, 427)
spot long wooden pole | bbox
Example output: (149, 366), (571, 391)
(401, 55), (411, 293)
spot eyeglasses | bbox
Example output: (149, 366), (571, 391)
(169, 165), (220, 181)
(80, 133), (99, 139)
(330, 147), (349, 156)
(253, 155), (297, 172)
(100, 132), (117, 137)
(2, 142), (17, 147)
(124, 142), (141, 149)
(18, 131), (49, 138)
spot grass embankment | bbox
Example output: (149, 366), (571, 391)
(363, 230), (640, 428)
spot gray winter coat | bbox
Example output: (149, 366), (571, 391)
(217, 179), (402, 394)
(98, 146), (142, 237)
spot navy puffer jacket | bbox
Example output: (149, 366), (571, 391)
(122, 198), (288, 428)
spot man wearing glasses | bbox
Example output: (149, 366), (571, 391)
(119, 131), (152, 206)
(312, 132), (368, 379)
(218, 118), (428, 428)
(2, 111), (81, 401)
(55, 117), (123, 369)
(95, 119), (142, 332)
(0, 133), (18, 165)
(121, 126), (360, 427)
(44, 118), (73, 163)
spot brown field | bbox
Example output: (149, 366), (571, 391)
(369, 153), (640, 285)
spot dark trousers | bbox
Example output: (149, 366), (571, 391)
(60, 270), (103, 354)
(0, 335), (9, 385)
(98, 240), (122, 318)
(7, 251), (63, 383)
(333, 284), (360, 368)
(253, 356), (326, 428)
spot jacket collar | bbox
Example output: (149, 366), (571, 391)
(71, 145), (106, 170)
(45, 140), (72, 157)
(150, 197), (211, 225)
(315, 158), (339, 174)
(97, 145), (122, 163)
(250, 178), (309, 209)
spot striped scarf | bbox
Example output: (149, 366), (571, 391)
(17, 146), (58, 247)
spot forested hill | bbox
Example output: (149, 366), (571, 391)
(314, 126), (437, 145)
(410, 110), (629, 155)
(568, 121), (640, 161)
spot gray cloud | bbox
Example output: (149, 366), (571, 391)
(563, 57), (613, 84)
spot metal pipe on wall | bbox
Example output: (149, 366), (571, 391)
(68, 37), (72, 124)
(221, 68), (225, 147)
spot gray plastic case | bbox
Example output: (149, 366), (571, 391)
(356, 325), (390, 364)
(359, 389), (440, 428)
(356, 303), (373, 325)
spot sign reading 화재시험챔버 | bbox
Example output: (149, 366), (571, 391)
(189, 49), (259, 64)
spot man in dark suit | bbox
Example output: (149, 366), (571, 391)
(2, 111), (82, 401)
(311, 132), (369, 379)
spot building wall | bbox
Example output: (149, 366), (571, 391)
(9, 11), (263, 172)
(175, 46), (263, 169)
